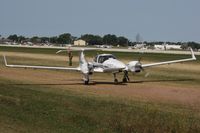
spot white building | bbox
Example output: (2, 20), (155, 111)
(74, 39), (86, 46)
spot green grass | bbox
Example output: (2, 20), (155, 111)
(1, 78), (200, 133)
(0, 46), (59, 55)
(1, 46), (200, 132)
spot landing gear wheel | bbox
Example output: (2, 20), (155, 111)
(84, 80), (89, 85)
(114, 79), (118, 84)
(122, 78), (127, 83)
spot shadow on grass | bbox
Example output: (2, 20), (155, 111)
(1, 82), (126, 86)
(129, 78), (195, 83)
(0, 78), (194, 86)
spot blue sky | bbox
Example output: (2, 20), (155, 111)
(1, 0), (200, 42)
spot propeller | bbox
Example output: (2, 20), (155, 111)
(136, 58), (150, 78)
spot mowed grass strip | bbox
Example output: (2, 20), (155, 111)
(1, 46), (200, 132)
(0, 78), (200, 133)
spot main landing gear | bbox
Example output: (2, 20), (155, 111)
(83, 74), (89, 85)
(84, 80), (89, 85)
(113, 71), (130, 84)
(113, 73), (118, 83)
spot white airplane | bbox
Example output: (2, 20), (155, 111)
(3, 48), (196, 85)
(133, 42), (146, 49)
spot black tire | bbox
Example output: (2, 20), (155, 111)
(122, 78), (127, 83)
(84, 80), (89, 85)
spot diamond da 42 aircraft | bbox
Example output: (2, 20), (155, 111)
(3, 48), (196, 85)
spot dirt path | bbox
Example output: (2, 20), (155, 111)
(0, 67), (200, 108)
(0, 51), (200, 108)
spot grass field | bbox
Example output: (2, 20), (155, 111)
(0, 46), (200, 133)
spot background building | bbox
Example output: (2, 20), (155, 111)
(74, 39), (86, 46)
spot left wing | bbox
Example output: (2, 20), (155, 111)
(142, 48), (196, 68)
(3, 55), (80, 71)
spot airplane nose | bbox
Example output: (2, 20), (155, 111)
(105, 59), (126, 69)
(117, 61), (126, 69)
(124, 65), (129, 71)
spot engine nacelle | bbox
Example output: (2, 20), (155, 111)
(127, 61), (142, 73)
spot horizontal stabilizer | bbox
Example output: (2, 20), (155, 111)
(56, 48), (102, 54)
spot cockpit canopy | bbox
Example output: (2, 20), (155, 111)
(94, 54), (116, 63)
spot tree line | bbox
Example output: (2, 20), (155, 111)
(4, 33), (129, 46)
(1, 33), (200, 50)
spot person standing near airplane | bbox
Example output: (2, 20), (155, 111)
(67, 46), (73, 66)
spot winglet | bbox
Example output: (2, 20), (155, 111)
(3, 55), (8, 66)
(190, 48), (196, 60)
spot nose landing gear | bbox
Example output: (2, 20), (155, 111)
(113, 73), (118, 83)
(83, 74), (89, 85)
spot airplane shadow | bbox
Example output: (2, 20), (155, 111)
(128, 78), (195, 84)
(0, 79), (194, 86)
(90, 81), (127, 86)
(2, 82), (126, 86)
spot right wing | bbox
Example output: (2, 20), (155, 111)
(3, 55), (80, 71)
(141, 48), (196, 68)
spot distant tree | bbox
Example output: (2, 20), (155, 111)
(8, 34), (18, 42)
(18, 36), (26, 43)
(40, 37), (50, 43)
(103, 34), (117, 46)
(57, 33), (72, 44)
(49, 36), (58, 44)
(176, 42), (182, 45)
(117, 36), (129, 46)
(80, 34), (102, 45)
(187, 42), (200, 50)
(71, 36), (77, 42)
(30, 36), (41, 43)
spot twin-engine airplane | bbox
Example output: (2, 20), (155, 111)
(3, 48), (196, 85)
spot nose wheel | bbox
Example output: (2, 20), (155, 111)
(113, 73), (118, 83)
(122, 78), (127, 83)
(114, 79), (118, 83)
(83, 74), (89, 85)
(84, 80), (89, 85)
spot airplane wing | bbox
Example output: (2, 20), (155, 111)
(141, 48), (196, 68)
(3, 55), (80, 71)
